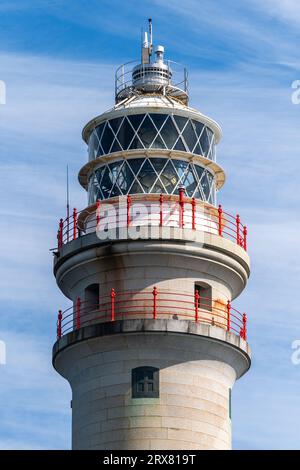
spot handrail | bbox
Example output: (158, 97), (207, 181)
(56, 288), (248, 342)
(56, 194), (248, 252)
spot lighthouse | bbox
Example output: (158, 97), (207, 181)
(53, 21), (251, 450)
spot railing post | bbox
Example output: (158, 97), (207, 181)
(96, 199), (101, 229)
(67, 213), (70, 243)
(227, 300), (231, 332)
(73, 208), (77, 240)
(179, 186), (185, 228)
(242, 313), (247, 341)
(243, 225), (247, 251)
(159, 193), (163, 227)
(153, 286), (157, 320)
(57, 310), (62, 339)
(57, 218), (63, 249)
(127, 195), (131, 227)
(111, 288), (116, 321)
(218, 205), (223, 236)
(236, 214), (240, 246)
(60, 218), (64, 245)
(195, 289), (200, 322)
(192, 198), (196, 230)
(96, 199), (100, 229)
(76, 297), (81, 330)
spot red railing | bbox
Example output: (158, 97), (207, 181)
(56, 288), (247, 341)
(56, 194), (248, 251)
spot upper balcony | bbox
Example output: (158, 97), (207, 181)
(56, 192), (248, 253)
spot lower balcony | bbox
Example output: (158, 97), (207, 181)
(56, 288), (247, 342)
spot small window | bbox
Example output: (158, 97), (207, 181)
(195, 283), (212, 311)
(132, 366), (159, 398)
(85, 284), (99, 309)
(229, 388), (232, 419)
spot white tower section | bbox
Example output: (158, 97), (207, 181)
(53, 22), (251, 450)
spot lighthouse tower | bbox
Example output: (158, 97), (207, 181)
(53, 21), (251, 450)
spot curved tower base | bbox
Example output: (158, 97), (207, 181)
(53, 320), (250, 450)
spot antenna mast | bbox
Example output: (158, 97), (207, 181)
(148, 18), (153, 57)
(66, 165), (70, 242)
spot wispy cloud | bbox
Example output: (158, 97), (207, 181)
(0, 51), (115, 311)
(253, 0), (300, 25)
(152, 0), (300, 71)
(0, 330), (71, 449)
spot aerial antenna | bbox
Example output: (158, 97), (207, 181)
(66, 165), (70, 241)
(148, 18), (153, 56)
(140, 26), (143, 57)
(141, 21), (150, 64)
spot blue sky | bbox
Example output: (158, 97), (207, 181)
(0, 0), (300, 449)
